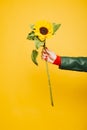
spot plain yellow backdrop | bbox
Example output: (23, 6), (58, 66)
(0, 0), (87, 130)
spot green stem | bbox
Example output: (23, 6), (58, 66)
(45, 61), (54, 106)
(43, 42), (54, 106)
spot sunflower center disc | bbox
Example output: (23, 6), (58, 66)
(40, 27), (48, 35)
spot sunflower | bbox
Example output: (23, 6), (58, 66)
(33, 20), (53, 41)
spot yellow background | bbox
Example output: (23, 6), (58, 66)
(0, 0), (87, 129)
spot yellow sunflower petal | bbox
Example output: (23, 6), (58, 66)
(34, 20), (53, 41)
(38, 35), (46, 41)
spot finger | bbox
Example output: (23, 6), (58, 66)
(42, 56), (48, 61)
(42, 54), (48, 60)
(42, 55), (47, 59)
(41, 49), (47, 54)
(44, 56), (48, 61)
(42, 47), (48, 51)
(41, 50), (49, 57)
(45, 49), (52, 55)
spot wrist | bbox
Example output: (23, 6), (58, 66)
(53, 55), (61, 65)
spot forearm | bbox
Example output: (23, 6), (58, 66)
(59, 57), (87, 72)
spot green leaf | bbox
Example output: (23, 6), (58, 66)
(31, 50), (38, 65)
(27, 31), (35, 40)
(34, 37), (44, 49)
(30, 24), (34, 29)
(52, 23), (61, 34)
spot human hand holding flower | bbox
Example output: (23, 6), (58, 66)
(42, 48), (61, 65)
(42, 48), (57, 63)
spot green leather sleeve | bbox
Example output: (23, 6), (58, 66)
(59, 57), (87, 72)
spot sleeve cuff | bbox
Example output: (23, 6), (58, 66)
(53, 56), (61, 65)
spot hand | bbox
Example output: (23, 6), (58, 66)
(41, 48), (57, 63)
(41, 48), (61, 65)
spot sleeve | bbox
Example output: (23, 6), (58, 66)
(59, 57), (87, 72)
